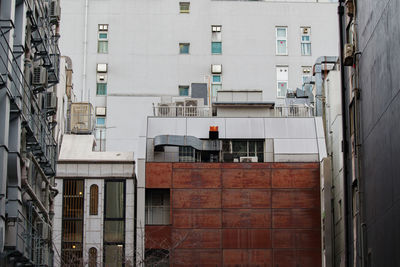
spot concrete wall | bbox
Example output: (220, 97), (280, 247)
(59, 0), (339, 155)
(145, 162), (321, 266)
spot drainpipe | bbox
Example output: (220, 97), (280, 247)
(338, 1), (350, 267)
(82, 0), (89, 102)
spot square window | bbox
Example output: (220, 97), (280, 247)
(179, 43), (190, 54)
(96, 83), (107, 95)
(179, 86), (189, 96)
(211, 42), (222, 54)
(179, 2), (190, 13)
(96, 117), (106, 126)
(212, 75), (221, 83)
(98, 24), (108, 31)
(212, 25), (221, 32)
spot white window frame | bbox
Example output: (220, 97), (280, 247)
(301, 27), (311, 56)
(179, 2), (190, 13)
(276, 27), (288, 56)
(276, 66), (289, 98)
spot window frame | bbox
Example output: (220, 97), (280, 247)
(276, 66), (289, 98)
(276, 26), (288, 56)
(179, 2), (190, 13)
(89, 184), (99, 215)
(178, 85), (189, 96)
(96, 83), (107, 96)
(98, 25), (109, 54)
(211, 41), (222, 54)
(96, 117), (106, 127)
(145, 189), (171, 225)
(301, 27), (311, 56)
(103, 180), (126, 267)
(179, 43), (190, 54)
(89, 247), (98, 267)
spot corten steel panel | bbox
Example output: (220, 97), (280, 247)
(272, 209), (320, 229)
(172, 168), (221, 188)
(296, 249), (322, 267)
(173, 209), (221, 228)
(222, 229), (272, 249)
(271, 162), (319, 169)
(271, 168), (320, 188)
(173, 163), (222, 169)
(272, 229), (321, 249)
(221, 163), (272, 169)
(172, 189), (221, 209)
(222, 209), (272, 228)
(146, 163), (172, 188)
(223, 249), (272, 266)
(222, 189), (271, 208)
(172, 229), (221, 249)
(145, 225), (172, 249)
(171, 249), (222, 266)
(272, 190), (320, 209)
(222, 169), (272, 188)
(273, 249), (296, 267)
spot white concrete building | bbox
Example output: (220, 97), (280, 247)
(54, 135), (136, 266)
(59, 0), (339, 156)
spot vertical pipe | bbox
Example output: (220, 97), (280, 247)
(82, 0), (89, 102)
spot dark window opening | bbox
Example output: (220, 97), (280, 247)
(145, 189), (170, 225)
(145, 249), (169, 267)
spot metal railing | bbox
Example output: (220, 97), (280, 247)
(152, 105), (314, 117)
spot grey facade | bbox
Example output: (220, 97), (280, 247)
(59, 0), (339, 156)
(0, 0), (61, 266)
(340, 0), (400, 266)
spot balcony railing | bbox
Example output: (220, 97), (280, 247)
(152, 105), (314, 118)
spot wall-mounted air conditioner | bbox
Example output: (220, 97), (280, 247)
(344, 43), (354, 66)
(44, 92), (57, 115)
(97, 63), (108, 73)
(175, 101), (185, 116)
(240, 156), (258, 163)
(211, 64), (222, 74)
(50, 0), (61, 24)
(96, 74), (108, 83)
(32, 65), (48, 89)
(157, 103), (174, 117)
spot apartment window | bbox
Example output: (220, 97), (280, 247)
(222, 140), (264, 162)
(179, 146), (200, 162)
(96, 117), (106, 127)
(96, 83), (107, 95)
(211, 75), (222, 99)
(104, 181), (125, 267)
(302, 66), (312, 90)
(276, 66), (288, 98)
(89, 184), (99, 215)
(276, 27), (288, 55)
(179, 85), (189, 96)
(211, 25), (222, 54)
(179, 2), (190, 13)
(179, 43), (190, 54)
(211, 42), (222, 54)
(98, 24), (108, 54)
(95, 128), (106, 152)
(145, 189), (170, 225)
(89, 247), (97, 267)
(61, 180), (84, 266)
(301, 27), (311, 56)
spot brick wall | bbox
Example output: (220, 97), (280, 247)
(146, 162), (321, 267)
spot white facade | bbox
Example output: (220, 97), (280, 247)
(60, 0), (339, 156)
(54, 135), (135, 266)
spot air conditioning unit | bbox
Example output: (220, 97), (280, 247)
(185, 98), (203, 116)
(70, 103), (95, 134)
(157, 103), (174, 117)
(44, 92), (57, 115)
(344, 43), (354, 66)
(211, 64), (222, 74)
(97, 74), (108, 83)
(32, 65), (48, 89)
(302, 27), (309, 34)
(96, 107), (106, 116)
(97, 63), (108, 73)
(31, 28), (45, 44)
(240, 156), (258, 163)
(50, 0), (61, 24)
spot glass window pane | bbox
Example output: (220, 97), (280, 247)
(301, 43), (311, 55)
(179, 43), (189, 54)
(212, 75), (221, 83)
(211, 42), (222, 54)
(104, 221), (124, 242)
(277, 40), (287, 54)
(96, 83), (107, 95)
(99, 33), (108, 39)
(104, 245), (124, 267)
(277, 82), (288, 97)
(96, 117), (105, 126)
(211, 84), (222, 97)
(98, 40), (108, 53)
(232, 141), (247, 153)
(62, 220), (83, 242)
(302, 36), (310, 42)
(179, 86), (189, 96)
(105, 182), (124, 218)
(277, 28), (286, 37)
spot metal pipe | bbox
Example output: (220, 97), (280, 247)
(338, 1), (350, 266)
(21, 177), (51, 225)
(82, 0), (89, 102)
